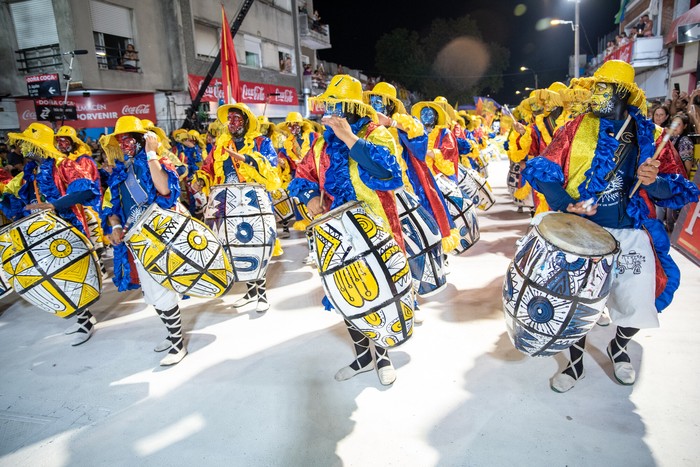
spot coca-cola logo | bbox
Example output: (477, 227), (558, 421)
(273, 88), (295, 103)
(205, 82), (224, 100)
(242, 84), (266, 101)
(122, 104), (151, 115)
(22, 109), (36, 120)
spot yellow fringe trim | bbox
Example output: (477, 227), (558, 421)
(441, 228), (461, 253)
(292, 219), (310, 231)
(273, 238), (283, 257)
(308, 97), (377, 121)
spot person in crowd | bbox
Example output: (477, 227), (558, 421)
(651, 104), (671, 128)
(121, 43), (138, 71)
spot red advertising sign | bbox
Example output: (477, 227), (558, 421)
(672, 172), (700, 267)
(187, 74), (298, 105)
(16, 93), (156, 129)
(604, 42), (633, 64)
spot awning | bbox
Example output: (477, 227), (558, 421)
(665, 4), (700, 45)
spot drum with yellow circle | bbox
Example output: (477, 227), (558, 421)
(0, 210), (101, 316)
(124, 203), (234, 298)
(270, 188), (295, 225)
(307, 201), (414, 348)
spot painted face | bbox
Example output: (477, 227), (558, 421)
(369, 95), (386, 114)
(55, 136), (73, 154)
(228, 110), (247, 138)
(529, 101), (544, 115)
(590, 82), (619, 118)
(420, 107), (438, 128)
(117, 133), (139, 157)
(323, 102), (344, 118)
(289, 123), (301, 136)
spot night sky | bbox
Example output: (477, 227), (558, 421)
(315, 0), (620, 104)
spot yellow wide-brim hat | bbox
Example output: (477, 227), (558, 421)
(208, 120), (225, 138)
(574, 60), (646, 113)
(217, 103), (259, 134)
(362, 82), (407, 116)
(309, 74), (377, 122)
(433, 96), (458, 123)
(529, 86), (564, 109)
(100, 115), (148, 162)
(172, 129), (190, 143)
(276, 111), (312, 133)
(55, 125), (92, 155)
(141, 119), (171, 149)
(8, 123), (64, 159)
(257, 115), (272, 133)
(410, 101), (448, 127)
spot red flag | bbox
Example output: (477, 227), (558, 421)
(221, 6), (240, 104)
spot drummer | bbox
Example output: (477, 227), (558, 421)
(522, 60), (700, 392)
(410, 99), (459, 183)
(192, 103), (281, 314)
(100, 116), (187, 366)
(3, 123), (101, 346)
(288, 74), (405, 386)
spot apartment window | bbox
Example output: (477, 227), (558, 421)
(278, 47), (295, 74)
(195, 22), (219, 58)
(10, 0), (61, 73)
(90, 0), (138, 71)
(244, 36), (262, 68)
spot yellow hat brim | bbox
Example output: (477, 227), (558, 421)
(410, 102), (448, 126)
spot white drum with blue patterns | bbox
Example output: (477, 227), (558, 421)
(394, 189), (446, 297)
(434, 174), (480, 255)
(502, 213), (619, 357)
(458, 164), (495, 211)
(203, 183), (277, 282)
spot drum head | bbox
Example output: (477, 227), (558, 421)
(536, 213), (617, 257)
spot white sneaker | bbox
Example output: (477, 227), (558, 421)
(607, 342), (636, 385)
(160, 348), (187, 366)
(597, 311), (612, 326)
(334, 362), (374, 381)
(255, 300), (270, 313)
(232, 295), (257, 308)
(71, 326), (95, 346)
(377, 364), (397, 386)
(413, 307), (424, 326)
(154, 338), (170, 352)
(304, 254), (316, 266)
(550, 370), (585, 393)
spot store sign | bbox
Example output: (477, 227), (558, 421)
(26, 73), (61, 98)
(17, 93), (156, 128)
(34, 98), (77, 121)
(187, 74), (299, 105)
(672, 171), (700, 266)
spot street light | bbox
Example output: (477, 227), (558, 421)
(520, 66), (538, 89)
(551, 0), (582, 78)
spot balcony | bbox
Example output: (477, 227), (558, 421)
(15, 44), (62, 74)
(603, 37), (667, 72)
(299, 13), (331, 50)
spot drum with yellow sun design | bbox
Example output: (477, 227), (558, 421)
(124, 204), (234, 298)
(0, 210), (101, 317)
(308, 201), (414, 348)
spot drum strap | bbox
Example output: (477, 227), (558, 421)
(603, 115), (635, 185)
(121, 161), (149, 207)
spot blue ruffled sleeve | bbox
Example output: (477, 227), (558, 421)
(64, 178), (100, 208)
(648, 173), (700, 209)
(350, 139), (403, 191)
(522, 156), (565, 191)
(398, 131), (428, 163)
(153, 163), (181, 210)
(288, 177), (320, 204)
(456, 137), (471, 155)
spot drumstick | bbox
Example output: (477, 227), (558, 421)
(628, 120), (680, 199)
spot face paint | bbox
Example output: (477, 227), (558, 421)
(529, 101), (544, 115)
(420, 107), (437, 128)
(289, 123), (301, 136)
(323, 102), (344, 118)
(369, 95), (386, 114)
(590, 82), (628, 119)
(228, 111), (247, 138)
(55, 136), (73, 154)
(117, 134), (138, 157)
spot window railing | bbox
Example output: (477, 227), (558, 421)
(95, 44), (140, 72)
(298, 13), (329, 39)
(15, 43), (62, 73)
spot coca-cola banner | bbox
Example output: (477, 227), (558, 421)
(16, 93), (156, 129)
(187, 74), (298, 105)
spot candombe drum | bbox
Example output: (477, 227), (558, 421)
(434, 174), (480, 254)
(0, 225), (14, 300)
(457, 164), (495, 211)
(203, 183), (276, 282)
(270, 188), (295, 226)
(502, 213), (619, 357)
(0, 210), (102, 316)
(394, 189), (446, 296)
(507, 162), (534, 209)
(124, 204), (234, 298)
(307, 201), (414, 348)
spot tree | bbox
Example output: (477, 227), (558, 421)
(374, 15), (510, 105)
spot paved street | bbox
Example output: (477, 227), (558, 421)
(0, 159), (699, 466)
